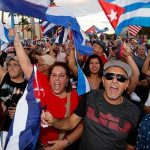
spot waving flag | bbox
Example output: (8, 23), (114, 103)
(4, 67), (41, 150)
(55, 27), (69, 44)
(77, 66), (90, 95)
(128, 25), (142, 36)
(0, 0), (93, 55)
(0, 41), (9, 51)
(40, 20), (56, 35)
(0, 21), (10, 43)
(85, 25), (101, 35)
(98, 0), (150, 34)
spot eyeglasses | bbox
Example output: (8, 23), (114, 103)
(104, 73), (128, 83)
(7, 64), (20, 68)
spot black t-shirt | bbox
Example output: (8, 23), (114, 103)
(0, 52), (7, 67)
(0, 73), (27, 131)
(75, 89), (141, 150)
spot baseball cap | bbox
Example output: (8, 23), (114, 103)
(104, 60), (132, 77)
(5, 56), (18, 64)
(93, 40), (106, 51)
(35, 54), (56, 66)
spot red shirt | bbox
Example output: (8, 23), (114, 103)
(34, 70), (79, 145)
(39, 90), (79, 145)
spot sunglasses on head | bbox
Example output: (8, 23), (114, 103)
(104, 72), (128, 83)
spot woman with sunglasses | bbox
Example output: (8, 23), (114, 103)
(9, 29), (82, 150)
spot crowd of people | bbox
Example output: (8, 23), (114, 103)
(0, 29), (150, 150)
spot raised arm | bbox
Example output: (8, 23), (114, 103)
(123, 43), (140, 95)
(9, 29), (33, 80)
(68, 47), (78, 77)
(142, 49), (150, 77)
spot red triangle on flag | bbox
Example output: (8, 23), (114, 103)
(85, 25), (97, 34)
(98, 0), (125, 29)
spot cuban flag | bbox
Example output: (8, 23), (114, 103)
(55, 27), (69, 44)
(77, 66), (90, 95)
(0, 21), (10, 43)
(4, 67), (41, 150)
(40, 20), (56, 35)
(98, 0), (150, 34)
(0, 41), (9, 51)
(0, 0), (93, 55)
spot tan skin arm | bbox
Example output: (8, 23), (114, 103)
(47, 123), (83, 150)
(127, 144), (135, 150)
(123, 43), (140, 95)
(41, 111), (82, 130)
(68, 45), (78, 77)
(0, 64), (7, 83)
(143, 106), (150, 113)
(8, 29), (33, 80)
(142, 49), (150, 77)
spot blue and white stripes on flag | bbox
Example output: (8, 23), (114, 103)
(40, 20), (56, 35)
(55, 27), (69, 44)
(45, 7), (93, 55)
(4, 67), (41, 150)
(77, 66), (90, 95)
(0, 0), (93, 56)
(0, 41), (9, 51)
(102, 0), (150, 34)
(0, 21), (10, 43)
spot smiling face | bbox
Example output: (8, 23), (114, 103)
(7, 60), (23, 79)
(89, 58), (101, 75)
(49, 66), (68, 96)
(102, 67), (129, 104)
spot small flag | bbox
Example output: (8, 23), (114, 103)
(128, 25), (142, 36)
(40, 20), (56, 35)
(55, 27), (69, 44)
(85, 25), (100, 35)
(0, 21), (10, 43)
(0, 41), (9, 51)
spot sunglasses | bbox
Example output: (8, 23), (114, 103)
(104, 73), (128, 83)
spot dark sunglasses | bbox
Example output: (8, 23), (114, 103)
(104, 73), (128, 83)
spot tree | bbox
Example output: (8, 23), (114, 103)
(18, 16), (29, 38)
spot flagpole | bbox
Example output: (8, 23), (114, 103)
(11, 13), (15, 28)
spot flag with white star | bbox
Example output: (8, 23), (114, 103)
(98, 0), (150, 35)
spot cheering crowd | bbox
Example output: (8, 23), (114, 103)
(0, 29), (150, 150)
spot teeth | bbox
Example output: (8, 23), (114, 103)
(111, 86), (118, 89)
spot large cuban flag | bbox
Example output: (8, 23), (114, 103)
(0, 0), (98, 55)
(98, 0), (150, 34)
(4, 67), (41, 150)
